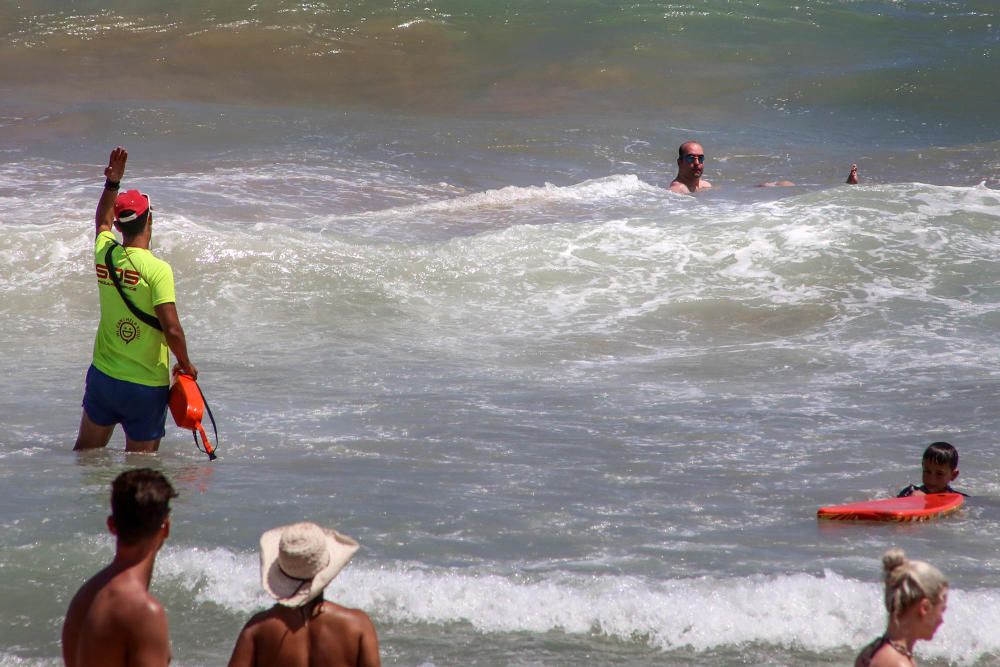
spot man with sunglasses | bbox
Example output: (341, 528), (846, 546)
(669, 141), (713, 194)
(74, 147), (197, 453)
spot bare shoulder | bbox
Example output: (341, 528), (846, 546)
(668, 180), (691, 194)
(874, 651), (911, 667)
(321, 601), (376, 629)
(860, 644), (911, 667)
(698, 179), (713, 190)
(128, 590), (168, 621)
(117, 588), (169, 641)
(64, 576), (169, 667)
(227, 605), (281, 650)
(238, 607), (279, 634)
(321, 603), (381, 667)
(68, 570), (163, 629)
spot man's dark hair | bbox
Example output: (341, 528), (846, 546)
(111, 468), (177, 544)
(116, 211), (149, 239)
(922, 442), (959, 470)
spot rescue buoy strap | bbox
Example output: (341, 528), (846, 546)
(194, 379), (219, 458)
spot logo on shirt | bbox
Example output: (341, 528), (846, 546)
(96, 264), (141, 287)
(117, 318), (140, 344)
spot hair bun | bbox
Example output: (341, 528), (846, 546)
(882, 547), (908, 575)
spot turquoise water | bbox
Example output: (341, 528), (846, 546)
(3, 0), (998, 151)
(1, 2), (1000, 666)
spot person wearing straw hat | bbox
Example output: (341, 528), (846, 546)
(227, 522), (381, 667)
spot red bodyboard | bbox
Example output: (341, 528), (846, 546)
(817, 493), (963, 522)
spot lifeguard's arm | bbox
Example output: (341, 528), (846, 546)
(226, 624), (256, 667)
(96, 147), (127, 237)
(128, 600), (171, 667)
(358, 613), (382, 667)
(154, 302), (198, 380)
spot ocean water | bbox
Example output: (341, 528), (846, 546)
(2, 1), (1000, 666)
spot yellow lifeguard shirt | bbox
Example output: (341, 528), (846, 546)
(92, 231), (175, 387)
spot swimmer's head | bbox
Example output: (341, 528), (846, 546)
(921, 442), (959, 494)
(882, 548), (948, 620)
(676, 141), (705, 178)
(922, 442), (959, 469)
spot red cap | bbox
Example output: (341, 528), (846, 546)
(114, 190), (150, 223)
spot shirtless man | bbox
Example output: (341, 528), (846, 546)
(62, 468), (177, 667)
(669, 141), (712, 194)
(847, 163), (859, 184)
(228, 522), (380, 667)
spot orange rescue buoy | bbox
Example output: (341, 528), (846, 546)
(169, 373), (218, 460)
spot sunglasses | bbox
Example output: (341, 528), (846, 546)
(683, 154), (705, 164)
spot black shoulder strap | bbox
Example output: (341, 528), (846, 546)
(104, 241), (163, 331)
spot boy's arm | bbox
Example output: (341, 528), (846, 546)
(96, 148), (127, 237)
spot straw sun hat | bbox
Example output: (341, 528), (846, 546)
(260, 522), (360, 607)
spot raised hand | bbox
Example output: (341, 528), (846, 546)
(105, 146), (128, 183)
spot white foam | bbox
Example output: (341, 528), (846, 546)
(357, 174), (664, 219)
(155, 546), (1000, 663)
(0, 654), (60, 667)
(157, 545), (271, 612)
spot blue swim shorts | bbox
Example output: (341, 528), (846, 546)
(82, 365), (169, 441)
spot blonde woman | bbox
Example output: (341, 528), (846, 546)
(855, 548), (949, 667)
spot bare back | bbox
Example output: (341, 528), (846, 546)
(228, 600), (380, 667)
(62, 566), (170, 667)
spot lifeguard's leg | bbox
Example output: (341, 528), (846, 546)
(124, 436), (162, 453)
(119, 380), (168, 453)
(74, 411), (115, 450)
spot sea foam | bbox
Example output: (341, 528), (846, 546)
(155, 545), (1000, 664)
